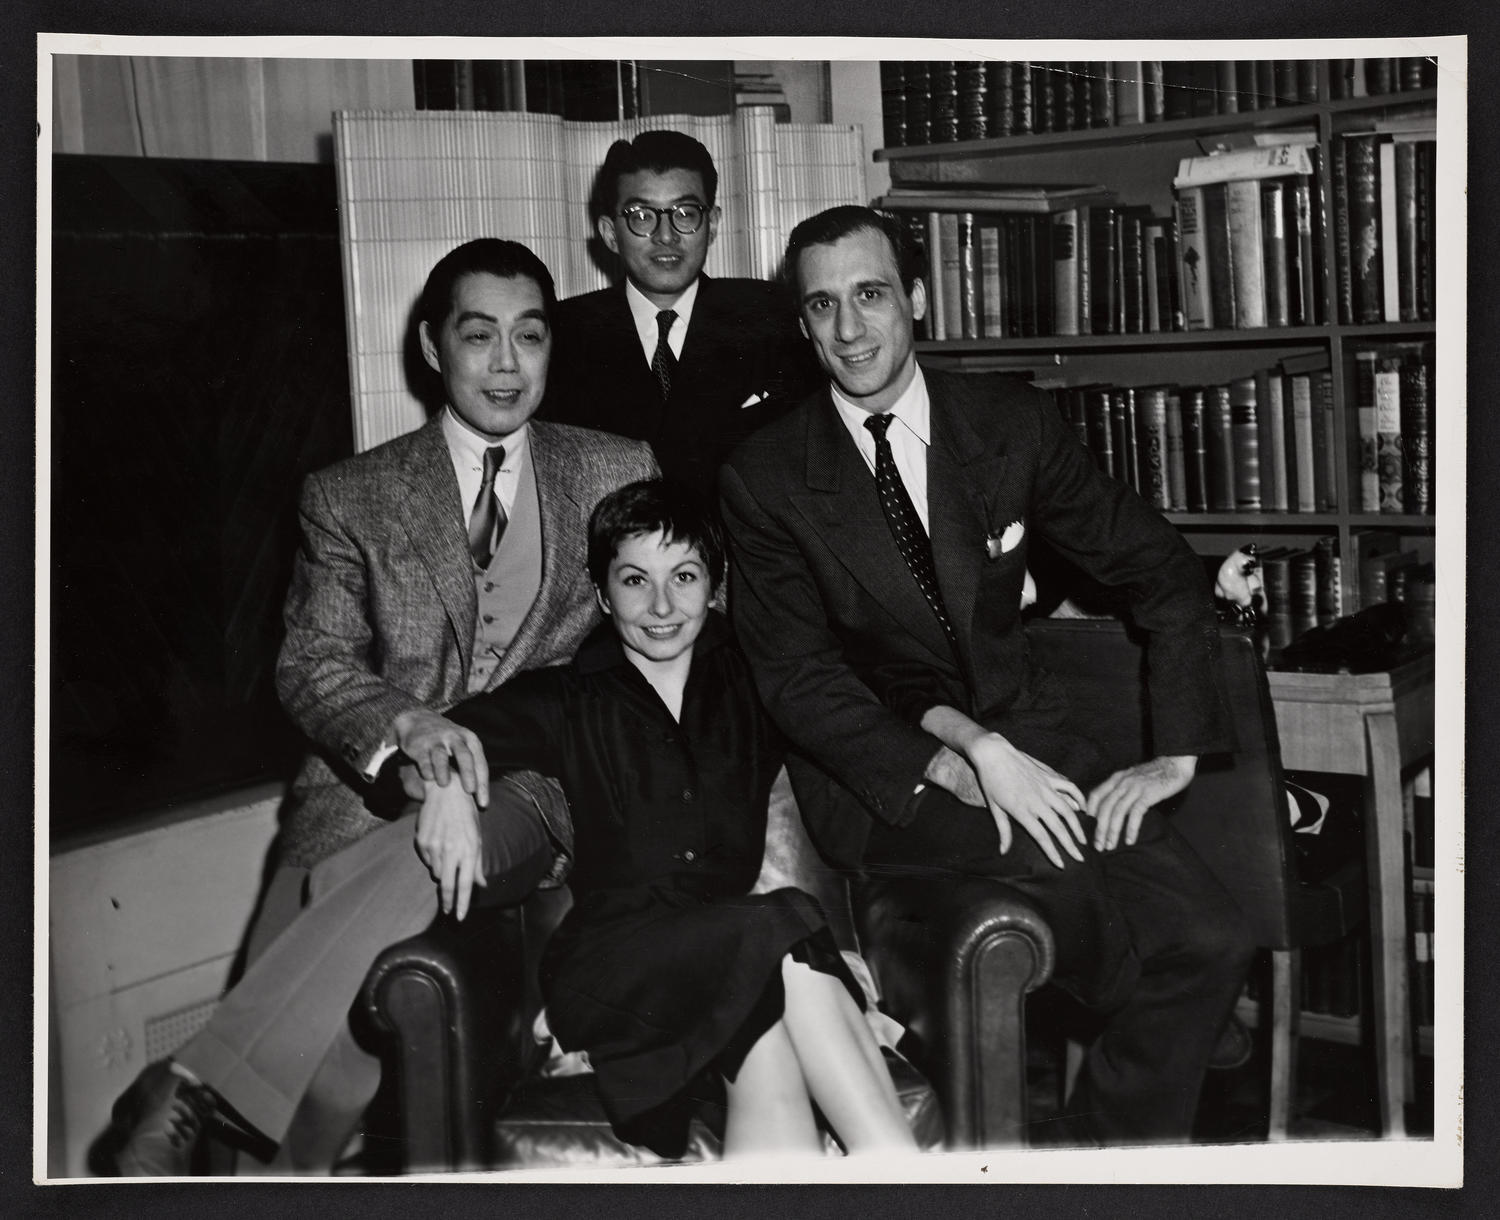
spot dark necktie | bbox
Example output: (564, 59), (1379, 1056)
(467, 444), (507, 570)
(863, 413), (957, 649)
(651, 309), (678, 402)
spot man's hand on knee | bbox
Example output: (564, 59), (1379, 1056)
(415, 778), (488, 919)
(1087, 754), (1197, 851)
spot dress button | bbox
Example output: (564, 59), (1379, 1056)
(484, 582), (495, 592)
(683, 850), (697, 863)
(681, 788), (694, 803)
(483, 614), (494, 623)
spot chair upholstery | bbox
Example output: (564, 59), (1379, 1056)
(1025, 618), (1367, 1139)
(357, 771), (1054, 1171)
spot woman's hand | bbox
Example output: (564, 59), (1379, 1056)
(415, 778), (488, 920)
(963, 732), (1088, 869)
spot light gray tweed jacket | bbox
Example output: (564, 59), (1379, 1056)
(274, 412), (657, 869)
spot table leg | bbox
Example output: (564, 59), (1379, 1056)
(1364, 709), (1410, 1139)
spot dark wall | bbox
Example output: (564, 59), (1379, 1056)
(50, 155), (354, 841)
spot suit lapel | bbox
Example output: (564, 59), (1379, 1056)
(494, 422), (588, 686)
(788, 391), (954, 663)
(397, 413), (476, 664)
(926, 370), (1009, 649)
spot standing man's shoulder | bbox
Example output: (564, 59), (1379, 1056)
(556, 284), (621, 325)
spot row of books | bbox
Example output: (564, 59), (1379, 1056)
(1353, 343), (1435, 516)
(1045, 362), (1343, 516)
(1174, 139), (1328, 331)
(1332, 123), (1438, 326)
(878, 58), (1436, 148)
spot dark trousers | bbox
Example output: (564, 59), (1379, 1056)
(863, 723), (1254, 1145)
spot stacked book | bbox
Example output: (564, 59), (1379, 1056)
(877, 184), (1198, 340)
(1331, 115), (1438, 326)
(1351, 342), (1435, 515)
(1173, 136), (1326, 330)
(1044, 357), (1338, 519)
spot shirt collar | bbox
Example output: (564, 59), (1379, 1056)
(625, 275), (700, 335)
(441, 406), (529, 468)
(574, 608), (731, 676)
(831, 362), (931, 446)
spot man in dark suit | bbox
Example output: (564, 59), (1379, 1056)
(720, 206), (1254, 1146)
(545, 129), (818, 499)
(107, 239), (656, 1174)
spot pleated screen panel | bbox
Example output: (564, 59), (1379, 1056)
(333, 107), (865, 450)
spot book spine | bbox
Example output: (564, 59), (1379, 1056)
(1262, 551), (1294, 647)
(1375, 355), (1405, 512)
(1236, 60), (1260, 111)
(956, 61), (989, 141)
(1085, 388), (1114, 477)
(1261, 180), (1290, 328)
(1257, 367), (1288, 511)
(1332, 138), (1354, 324)
(1144, 61), (1165, 122)
(1314, 535), (1343, 625)
(1401, 350), (1431, 514)
(905, 214), (931, 338)
(1113, 61), (1144, 124)
(1089, 61), (1115, 127)
(1291, 550), (1318, 636)
(879, 61), (908, 147)
(1367, 58), (1395, 96)
(1004, 216), (1022, 338)
(1122, 209), (1145, 334)
(1164, 389), (1187, 510)
(1346, 134), (1384, 324)
(925, 211), (946, 339)
(1275, 59), (1300, 105)
(939, 211), (962, 339)
(929, 62), (959, 143)
(1033, 61), (1055, 134)
(985, 62), (1014, 136)
(1013, 62), (1034, 135)
(1182, 389), (1209, 511)
(1395, 140), (1420, 323)
(1138, 387), (1171, 509)
(1316, 368), (1339, 512)
(1354, 350), (1381, 511)
(1229, 375), (1263, 510)
(1053, 209), (1080, 336)
(1215, 61), (1239, 114)
(1280, 373), (1299, 513)
(1120, 388), (1140, 492)
(1175, 189), (1213, 330)
(1089, 206), (1118, 334)
(1378, 140), (1400, 322)
(1288, 173), (1316, 325)
(958, 212), (980, 339)
(1163, 216), (1183, 331)
(1308, 146), (1329, 326)
(1202, 184), (1237, 329)
(1291, 373), (1317, 512)
(1075, 206), (1092, 334)
(1033, 213), (1055, 337)
(1205, 384), (1237, 511)
(979, 222), (1004, 338)
(1142, 219), (1163, 332)
(1071, 62), (1093, 130)
(1416, 140), (1436, 321)
(903, 62), (932, 146)
(1225, 178), (1267, 328)
(1109, 391), (1130, 486)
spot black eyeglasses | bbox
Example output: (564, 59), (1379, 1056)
(618, 203), (709, 238)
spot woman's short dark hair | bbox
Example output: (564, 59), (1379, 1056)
(781, 205), (922, 297)
(417, 239), (558, 334)
(591, 130), (719, 220)
(587, 479), (725, 592)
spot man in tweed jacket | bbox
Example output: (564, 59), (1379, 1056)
(108, 239), (656, 1174)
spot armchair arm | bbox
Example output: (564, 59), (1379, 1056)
(854, 875), (1055, 1150)
(356, 904), (533, 1172)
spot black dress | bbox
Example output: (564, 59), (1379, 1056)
(444, 612), (859, 1157)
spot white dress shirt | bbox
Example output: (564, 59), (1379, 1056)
(832, 364), (932, 531)
(442, 407), (530, 527)
(624, 276), (700, 366)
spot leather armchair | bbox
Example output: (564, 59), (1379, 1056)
(356, 772), (1055, 1171)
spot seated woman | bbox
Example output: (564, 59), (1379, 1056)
(410, 479), (917, 1161)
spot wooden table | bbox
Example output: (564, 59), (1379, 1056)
(1267, 653), (1435, 1139)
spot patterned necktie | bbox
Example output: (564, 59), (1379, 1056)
(651, 309), (678, 402)
(467, 444), (507, 570)
(863, 413), (957, 650)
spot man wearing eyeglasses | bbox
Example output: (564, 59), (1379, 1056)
(546, 130), (818, 499)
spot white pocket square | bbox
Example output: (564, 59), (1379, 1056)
(986, 519), (1025, 559)
(739, 391), (769, 409)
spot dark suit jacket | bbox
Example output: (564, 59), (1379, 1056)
(274, 413), (657, 869)
(720, 364), (1233, 868)
(545, 274), (819, 499)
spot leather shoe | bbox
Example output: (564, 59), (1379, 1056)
(111, 1060), (216, 1176)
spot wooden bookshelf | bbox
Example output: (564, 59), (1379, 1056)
(875, 61), (1439, 615)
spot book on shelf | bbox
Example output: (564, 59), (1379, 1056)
(1173, 141), (1316, 188)
(1374, 353), (1406, 512)
(876, 184), (1118, 214)
(1204, 384), (1237, 511)
(1136, 386), (1171, 510)
(1225, 178), (1268, 329)
(1345, 133), (1384, 324)
(1260, 547), (1295, 647)
(1314, 535), (1343, 625)
(1228, 376), (1262, 510)
(1181, 387), (1209, 511)
(924, 212), (946, 339)
(1315, 367), (1338, 512)
(1400, 345), (1433, 514)
(1256, 367), (1288, 512)
(1200, 183), (1237, 329)
(1175, 187), (1213, 329)
(1260, 179), (1290, 328)
(939, 211), (962, 339)
(957, 213), (980, 339)
(1053, 209), (1080, 336)
(1288, 370), (1318, 513)
(1354, 348), (1381, 511)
